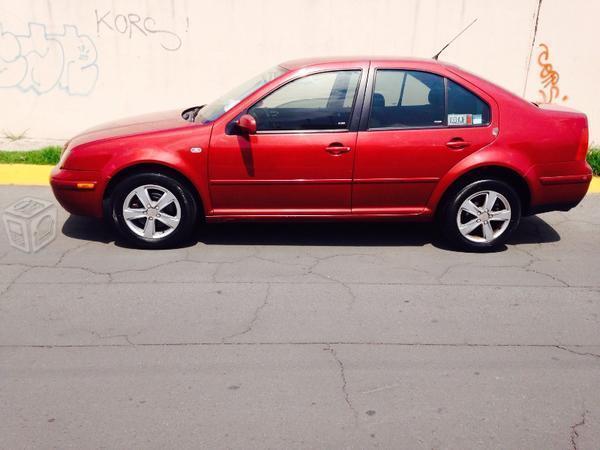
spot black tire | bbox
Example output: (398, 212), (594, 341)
(439, 179), (521, 252)
(110, 172), (198, 248)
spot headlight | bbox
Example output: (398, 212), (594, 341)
(60, 140), (70, 157)
(58, 141), (72, 168)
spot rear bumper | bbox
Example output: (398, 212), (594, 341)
(50, 166), (105, 218)
(525, 160), (592, 214)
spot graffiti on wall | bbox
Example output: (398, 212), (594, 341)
(537, 43), (568, 103)
(0, 23), (99, 96)
(95, 10), (184, 52)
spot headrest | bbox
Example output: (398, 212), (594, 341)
(372, 93), (385, 107)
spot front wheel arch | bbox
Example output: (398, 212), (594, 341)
(103, 163), (205, 220)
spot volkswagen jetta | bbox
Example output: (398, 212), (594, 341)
(50, 57), (592, 251)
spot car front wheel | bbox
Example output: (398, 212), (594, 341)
(110, 173), (198, 248)
(440, 179), (521, 251)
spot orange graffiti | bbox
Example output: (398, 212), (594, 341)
(537, 43), (568, 103)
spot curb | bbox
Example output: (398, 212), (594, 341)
(0, 164), (52, 186)
(0, 164), (599, 193)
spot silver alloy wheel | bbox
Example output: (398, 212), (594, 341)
(122, 184), (181, 239)
(456, 190), (511, 243)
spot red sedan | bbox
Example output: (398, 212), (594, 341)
(51, 57), (592, 251)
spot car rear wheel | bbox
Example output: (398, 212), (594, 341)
(111, 173), (197, 248)
(440, 179), (521, 251)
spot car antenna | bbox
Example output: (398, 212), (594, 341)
(432, 18), (478, 60)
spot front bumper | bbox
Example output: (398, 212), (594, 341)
(50, 166), (105, 218)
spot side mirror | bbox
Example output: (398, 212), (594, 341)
(237, 114), (257, 135)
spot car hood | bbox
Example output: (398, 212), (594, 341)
(70, 109), (197, 148)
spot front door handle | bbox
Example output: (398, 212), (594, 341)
(325, 143), (352, 155)
(446, 138), (471, 150)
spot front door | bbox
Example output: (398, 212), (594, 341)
(353, 67), (498, 214)
(209, 69), (364, 215)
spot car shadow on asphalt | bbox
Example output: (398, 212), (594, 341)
(506, 214), (561, 246)
(61, 214), (560, 252)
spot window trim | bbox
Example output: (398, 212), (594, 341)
(361, 68), (492, 132)
(238, 68), (366, 135)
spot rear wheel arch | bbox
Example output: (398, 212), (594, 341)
(435, 165), (531, 218)
(103, 163), (205, 219)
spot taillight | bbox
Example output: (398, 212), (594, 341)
(577, 126), (589, 160)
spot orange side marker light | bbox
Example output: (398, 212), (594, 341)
(76, 182), (95, 190)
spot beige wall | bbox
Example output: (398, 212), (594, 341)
(1, 0), (598, 144)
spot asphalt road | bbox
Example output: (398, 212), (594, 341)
(1, 185), (599, 449)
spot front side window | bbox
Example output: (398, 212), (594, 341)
(249, 70), (361, 132)
(196, 66), (288, 123)
(369, 70), (445, 129)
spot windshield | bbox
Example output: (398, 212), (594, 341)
(196, 66), (288, 123)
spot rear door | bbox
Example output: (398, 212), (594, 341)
(352, 63), (498, 214)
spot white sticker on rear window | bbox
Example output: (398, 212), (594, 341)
(448, 114), (472, 126)
(472, 114), (482, 125)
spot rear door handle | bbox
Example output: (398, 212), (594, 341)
(325, 143), (352, 155)
(446, 138), (471, 150)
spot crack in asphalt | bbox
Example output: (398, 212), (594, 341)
(436, 248), (571, 288)
(1, 229), (597, 292)
(1, 200), (600, 362)
(89, 330), (137, 346)
(4, 342), (600, 352)
(325, 344), (358, 422)
(360, 383), (403, 395)
(222, 284), (271, 341)
(48, 327), (142, 345)
(556, 345), (600, 360)
(5, 277), (599, 289)
(569, 408), (588, 450)
(53, 241), (93, 268)
(0, 265), (34, 303)
(514, 246), (571, 287)
(306, 257), (358, 310)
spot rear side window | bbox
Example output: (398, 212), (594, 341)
(368, 70), (490, 129)
(369, 70), (445, 129)
(447, 79), (490, 126)
(249, 70), (361, 132)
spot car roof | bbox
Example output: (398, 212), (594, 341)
(276, 57), (529, 107)
(279, 56), (445, 70)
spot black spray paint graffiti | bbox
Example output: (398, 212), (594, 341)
(0, 23), (99, 96)
(95, 10), (183, 52)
